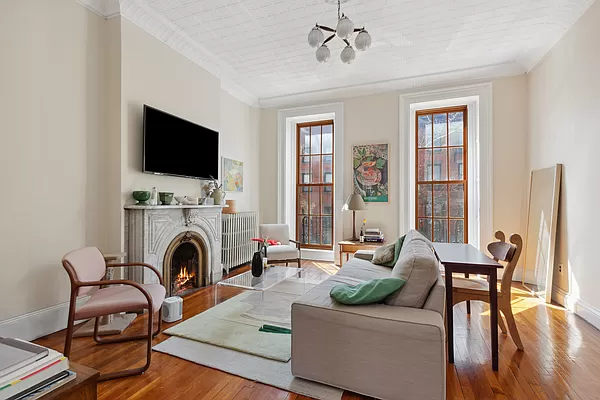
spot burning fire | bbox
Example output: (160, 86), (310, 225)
(175, 266), (196, 289)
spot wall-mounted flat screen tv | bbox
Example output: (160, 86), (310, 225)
(143, 105), (219, 180)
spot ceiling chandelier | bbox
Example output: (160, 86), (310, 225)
(307, 0), (372, 64)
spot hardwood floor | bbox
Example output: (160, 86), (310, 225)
(36, 261), (600, 400)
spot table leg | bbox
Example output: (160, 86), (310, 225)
(444, 265), (454, 364)
(465, 273), (471, 315)
(339, 250), (343, 266)
(489, 269), (499, 370)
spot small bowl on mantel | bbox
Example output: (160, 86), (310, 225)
(132, 190), (151, 205)
(174, 196), (187, 205)
(159, 192), (174, 205)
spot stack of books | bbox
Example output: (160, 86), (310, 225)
(0, 338), (76, 400)
(364, 228), (384, 243)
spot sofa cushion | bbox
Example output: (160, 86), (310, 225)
(266, 244), (299, 260)
(330, 278), (405, 305)
(373, 235), (406, 267)
(385, 231), (439, 308)
(336, 258), (392, 281)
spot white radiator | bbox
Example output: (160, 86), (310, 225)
(221, 211), (258, 273)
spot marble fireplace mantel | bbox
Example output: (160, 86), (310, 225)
(124, 205), (227, 286)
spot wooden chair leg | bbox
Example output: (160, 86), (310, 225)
(285, 262), (288, 266)
(98, 309), (154, 382)
(464, 273), (471, 314)
(502, 304), (524, 350)
(63, 293), (77, 358)
(498, 310), (508, 334)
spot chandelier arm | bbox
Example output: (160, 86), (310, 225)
(323, 34), (336, 45)
(343, 38), (351, 46)
(353, 27), (364, 32)
(338, 0), (341, 20)
(317, 24), (336, 32)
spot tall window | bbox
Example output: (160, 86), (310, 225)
(416, 106), (468, 243)
(297, 120), (334, 249)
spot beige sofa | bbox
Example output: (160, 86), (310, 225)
(291, 230), (446, 400)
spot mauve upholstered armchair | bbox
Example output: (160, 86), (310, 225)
(62, 247), (166, 381)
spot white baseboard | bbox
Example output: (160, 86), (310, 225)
(552, 286), (600, 331)
(302, 249), (334, 262)
(0, 297), (89, 341)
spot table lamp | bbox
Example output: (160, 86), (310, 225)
(343, 193), (366, 241)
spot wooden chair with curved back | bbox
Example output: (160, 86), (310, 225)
(62, 247), (166, 381)
(452, 231), (525, 350)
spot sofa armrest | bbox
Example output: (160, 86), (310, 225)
(354, 250), (374, 261)
(292, 302), (445, 400)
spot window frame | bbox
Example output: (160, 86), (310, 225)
(415, 106), (469, 243)
(296, 119), (334, 250)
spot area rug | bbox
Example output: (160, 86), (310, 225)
(153, 337), (343, 400)
(162, 277), (320, 362)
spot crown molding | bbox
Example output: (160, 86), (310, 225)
(77, 0), (120, 19)
(119, 0), (259, 106)
(76, 0), (525, 109)
(257, 62), (526, 108)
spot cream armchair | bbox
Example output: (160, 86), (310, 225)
(259, 224), (303, 267)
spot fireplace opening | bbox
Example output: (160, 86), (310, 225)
(164, 232), (206, 297)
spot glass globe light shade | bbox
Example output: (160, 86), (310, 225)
(308, 26), (324, 48)
(355, 29), (371, 51)
(316, 45), (331, 63)
(336, 15), (355, 39)
(340, 45), (356, 64)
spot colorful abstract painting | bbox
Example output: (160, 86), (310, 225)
(352, 144), (389, 202)
(222, 158), (243, 192)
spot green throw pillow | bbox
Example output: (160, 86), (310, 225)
(330, 278), (405, 305)
(391, 235), (406, 266)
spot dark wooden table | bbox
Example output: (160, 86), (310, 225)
(40, 362), (99, 400)
(433, 243), (503, 370)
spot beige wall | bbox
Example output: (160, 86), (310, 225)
(492, 76), (530, 249)
(259, 77), (530, 249)
(120, 18), (221, 211)
(527, 0), (600, 308)
(220, 92), (261, 212)
(0, 0), (108, 320)
(259, 108), (278, 223)
(0, 9), (263, 328)
(119, 18), (261, 220)
(343, 93), (400, 239)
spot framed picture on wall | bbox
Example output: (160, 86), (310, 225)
(352, 143), (389, 202)
(222, 157), (243, 192)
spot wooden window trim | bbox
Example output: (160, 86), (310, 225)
(415, 106), (468, 243)
(296, 120), (334, 250)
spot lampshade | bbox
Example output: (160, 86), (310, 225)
(340, 45), (356, 64)
(343, 193), (366, 211)
(336, 15), (354, 39)
(315, 44), (331, 63)
(308, 26), (324, 48)
(354, 29), (371, 51)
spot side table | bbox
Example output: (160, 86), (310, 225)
(338, 240), (385, 265)
(40, 362), (99, 400)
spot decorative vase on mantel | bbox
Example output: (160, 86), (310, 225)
(211, 188), (225, 205)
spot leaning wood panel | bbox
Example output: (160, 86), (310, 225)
(522, 164), (562, 303)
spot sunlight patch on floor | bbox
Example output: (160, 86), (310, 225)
(312, 262), (339, 275)
(478, 295), (565, 316)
